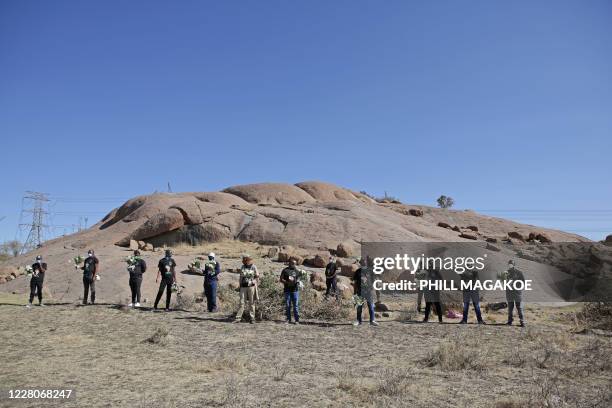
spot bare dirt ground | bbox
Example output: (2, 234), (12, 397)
(1, 294), (610, 408)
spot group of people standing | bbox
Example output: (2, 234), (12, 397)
(415, 259), (526, 327)
(24, 251), (526, 327)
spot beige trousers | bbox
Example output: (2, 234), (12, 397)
(235, 286), (256, 321)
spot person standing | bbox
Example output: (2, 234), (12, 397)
(128, 250), (147, 307)
(505, 260), (526, 327)
(203, 252), (221, 312)
(27, 255), (47, 307)
(460, 270), (486, 324)
(234, 254), (259, 323)
(352, 257), (378, 326)
(324, 256), (339, 300)
(154, 249), (176, 311)
(280, 259), (300, 324)
(422, 268), (443, 323)
(82, 249), (99, 305)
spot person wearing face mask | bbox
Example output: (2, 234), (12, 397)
(155, 249), (177, 311)
(505, 260), (526, 327)
(82, 249), (99, 305)
(352, 257), (378, 326)
(128, 250), (147, 307)
(203, 252), (221, 312)
(26, 255), (47, 308)
(324, 256), (339, 300)
(280, 259), (301, 324)
(234, 254), (259, 323)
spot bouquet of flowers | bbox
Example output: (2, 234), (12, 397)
(352, 295), (367, 307)
(188, 258), (202, 271)
(496, 271), (509, 281)
(23, 265), (33, 278)
(171, 282), (183, 294)
(70, 255), (85, 270)
(297, 269), (308, 290)
(125, 255), (141, 273)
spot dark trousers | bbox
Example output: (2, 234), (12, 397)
(424, 302), (442, 322)
(507, 301), (524, 323)
(129, 276), (143, 304)
(417, 289), (423, 311)
(461, 300), (484, 322)
(83, 276), (95, 304)
(284, 290), (299, 322)
(154, 279), (172, 309)
(204, 280), (218, 312)
(29, 278), (43, 303)
(325, 277), (338, 299)
(357, 300), (375, 323)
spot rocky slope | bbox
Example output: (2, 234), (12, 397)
(0, 181), (590, 299)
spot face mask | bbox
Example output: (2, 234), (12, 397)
(208, 256), (214, 261)
(88, 253), (93, 257)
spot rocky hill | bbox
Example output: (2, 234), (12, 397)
(0, 181), (590, 300)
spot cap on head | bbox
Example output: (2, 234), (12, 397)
(208, 252), (215, 258)
(36, 255), (42, 261)
(88, 249), (94, 255)
(289, 259), (296, 266)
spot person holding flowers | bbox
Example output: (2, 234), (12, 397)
(81, 249), (99, 305)
(27, 255), (47, 308)
(203, 252), (221, 312)
(234, 254), (259, 323)
(154, 249), (177, 311)
(505, 259), (526, 327)
(279, 259), (301, 324)
(127, 250), (147, 307)
(352, 257), (378, 326)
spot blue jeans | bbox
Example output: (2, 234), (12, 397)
(204, 280), (218, 312)
(284, 290), (299, 322)
(357, 300), (375, 323)
(462, 300), (483, 322)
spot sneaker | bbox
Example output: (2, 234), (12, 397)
(164, 308), (170, 312)
(294, 321), (300, 325)
(285, 320), (291, 325)
(128, 303), (134, 307)
(26, 303), (31, 308)
(370, 321), (379, 326)
(459, 320), (467, 325)
(249, 320), (255, 324)
(353, 321), (362, 326)
(422, 318), (429, 323)
(506, 321), (513, 326)
(478, 320), (487, 325)
(135, 302), (140, 307)
(233, 320), (241, 324)
(519, 322), (525, 327)
(39, 303), (44, 307)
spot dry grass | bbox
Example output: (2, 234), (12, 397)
(1, 303), (611, 407)
(420, 339), (487, 371)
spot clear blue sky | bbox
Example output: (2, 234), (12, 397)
(1, 0), (611, 242)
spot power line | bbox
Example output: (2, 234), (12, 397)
(18, 191), (50, 254)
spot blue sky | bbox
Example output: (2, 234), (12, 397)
(1, 0), (611, 242)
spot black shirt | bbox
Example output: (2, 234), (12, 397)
(131, 258), (147, 277)
(280, 266), (299, 292)
(83, 256), (99, 278)
(325, 262), (337, 279)
(158, 257), (176, 279)
(353, 266), (373, 298)
(31, 262), (47, 279)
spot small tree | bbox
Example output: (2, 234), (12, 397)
(436, 195), (454, 209)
